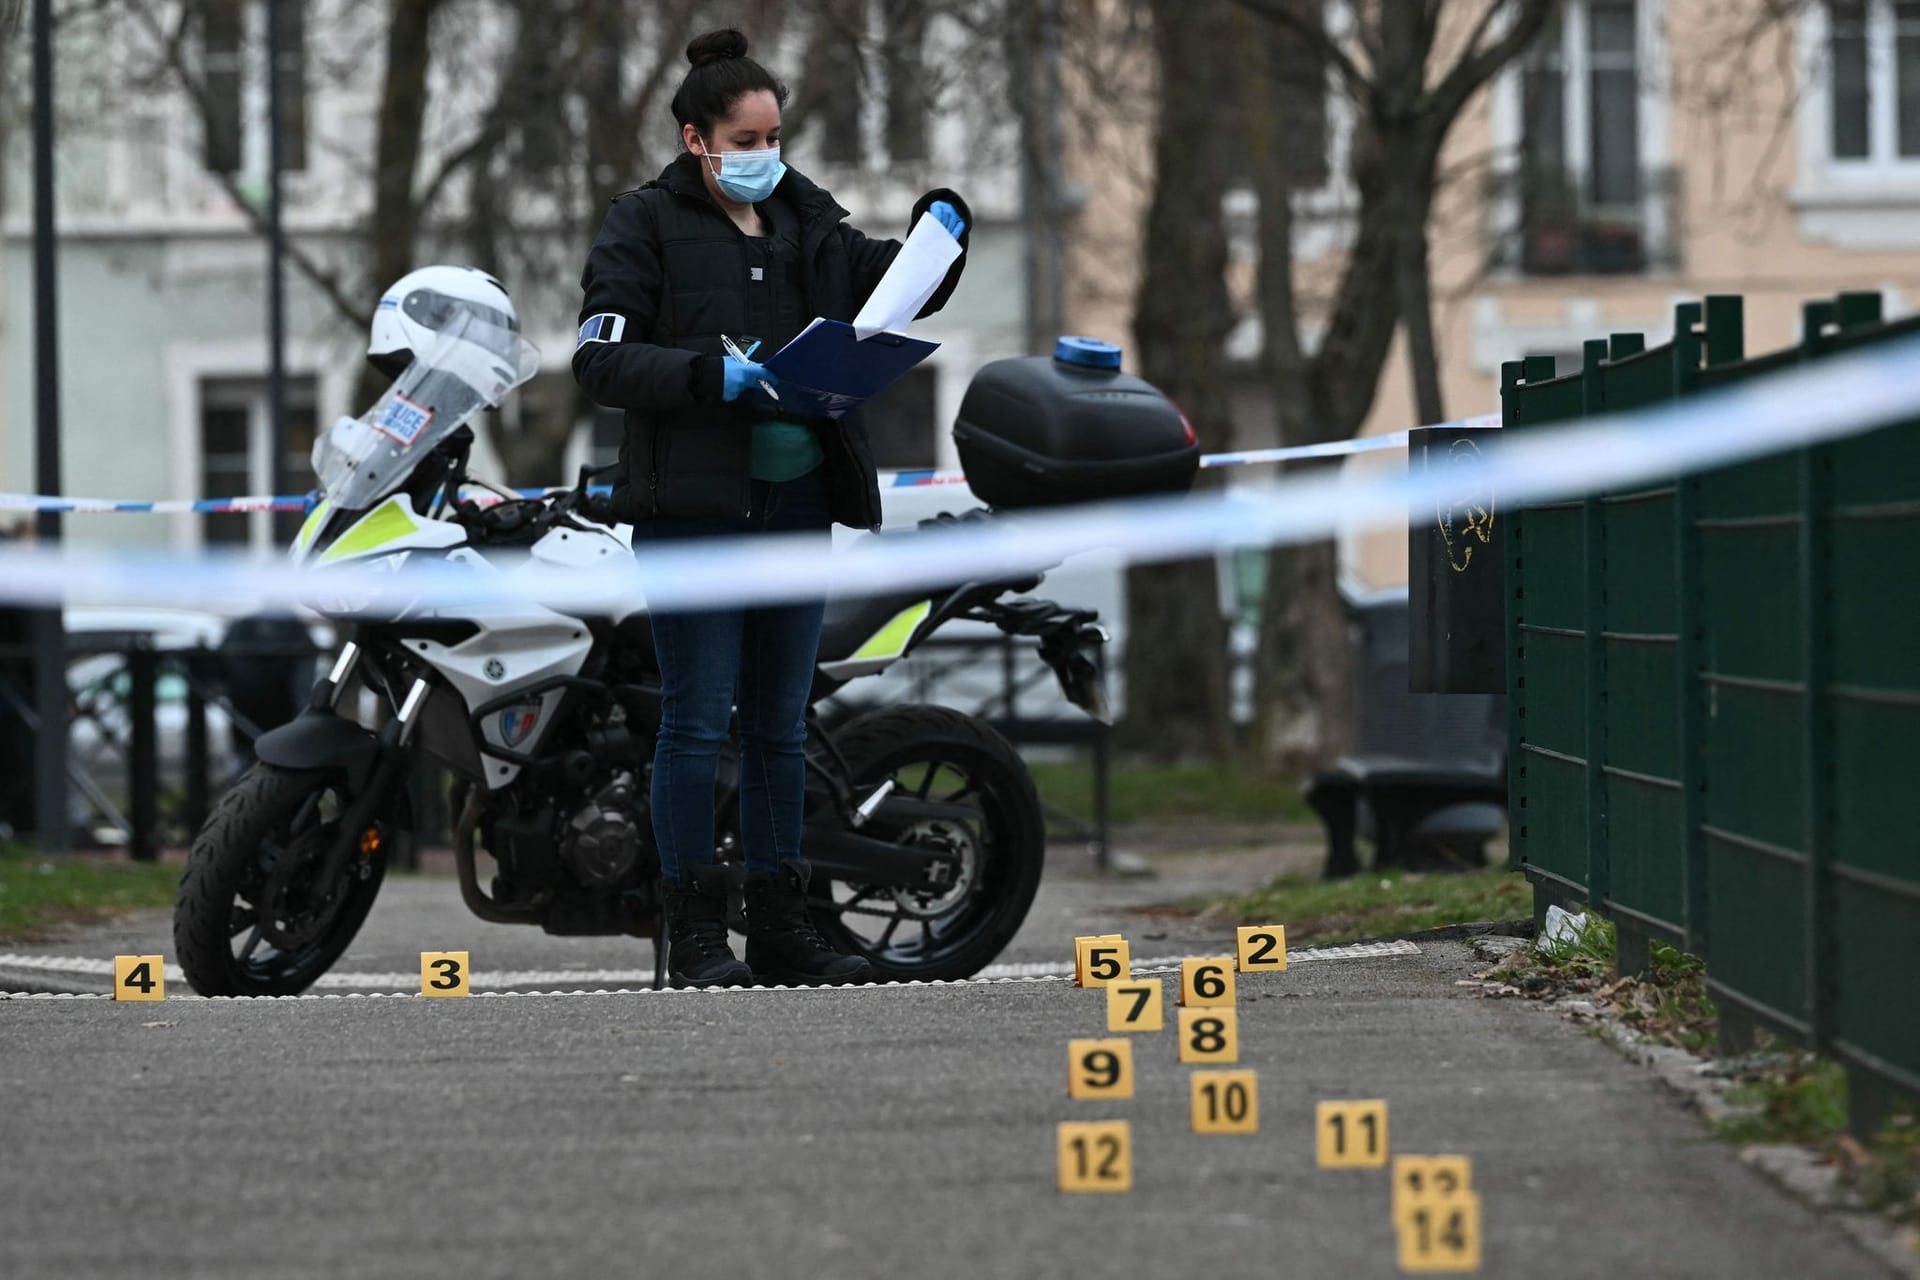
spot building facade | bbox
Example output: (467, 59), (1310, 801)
(0, 1), (1028, 553)
(1057, 0), (1920, 592)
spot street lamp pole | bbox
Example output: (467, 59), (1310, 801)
(30, 0), (70, 852)
(266, 0), (289, 518)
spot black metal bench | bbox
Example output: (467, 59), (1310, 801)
(1303, 588), (1506, 878)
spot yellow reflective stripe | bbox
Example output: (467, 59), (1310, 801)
(318, 497), (418, 564)
(295, 499), (330, 552)
(851, 601), (932, 661)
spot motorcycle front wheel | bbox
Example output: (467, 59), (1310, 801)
(811, 705), (1045, 982)
(173, 763), (389, 997)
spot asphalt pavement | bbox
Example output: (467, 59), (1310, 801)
(0, 841), (1897, 1279)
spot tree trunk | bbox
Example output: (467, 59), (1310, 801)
(1395, 179), (1447, 427)
(1118, 0), (1238, 762)
(357, 0), (442, 408)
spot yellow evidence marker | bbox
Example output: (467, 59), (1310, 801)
(112, 955), (165, 1002)
(1070, 933), (1120, 986)
(1189, 1069), (1259, 1134)
(1393, 1155), (1474, 1223)
(1067, 1038), (1135, 1100)
(1397, 1192), (1483, 1272)
(1178, 957), (1235, 1007)
(1106, 980), (1164, 1033)
(1236, 924), (1288, 972)
(1074, 934), (1130, 988)
(1316, 1099), (1390, 1168)
(1056, 1120), (1133, 1193)
(1176, 1007), (1239, 1065)
(419, 950), (472, 997)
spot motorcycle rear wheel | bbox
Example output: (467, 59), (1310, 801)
(812, 705), (1045, 982)
(174, 763), (388, 997)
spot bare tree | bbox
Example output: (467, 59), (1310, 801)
(1117, 0), (1239, 760)
(1227, 0), (1557, 763)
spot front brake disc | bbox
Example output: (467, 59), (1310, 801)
(257, 826), (347, 950)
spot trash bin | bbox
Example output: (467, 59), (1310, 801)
(1408, 423), (1503, 694)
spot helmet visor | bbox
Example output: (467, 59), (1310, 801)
(314, 311), (540, 510)
(398, 287), (519, 338)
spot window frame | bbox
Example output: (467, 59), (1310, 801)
(1800, 0), (1920, 187)
(192, 374), (322, 554)
(1488, 0), (1672, 278)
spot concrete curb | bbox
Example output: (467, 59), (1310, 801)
(0, 969), (110, 997)
(1591, 1013), (1920, 1276)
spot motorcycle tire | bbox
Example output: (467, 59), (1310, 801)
(174, 763), (388, 997)
(814, 705), (1045, 982)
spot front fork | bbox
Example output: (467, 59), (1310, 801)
(299, 642), (431, 924)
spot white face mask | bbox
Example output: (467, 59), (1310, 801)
(698, 138), (787, 203)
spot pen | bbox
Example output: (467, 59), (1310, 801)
(720, 334), (780, 402)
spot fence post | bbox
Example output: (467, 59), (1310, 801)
(1798, 301), (1838, 1067)
(128, 642), (159, 863)
(1578, 339), (1614, 947)
(1670, 303), (1703, 957)
(185, 653), (211, 834)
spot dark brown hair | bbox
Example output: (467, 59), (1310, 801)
(670, 28), (790, 139)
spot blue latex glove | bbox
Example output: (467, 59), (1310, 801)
(928, 199), (966, 240)
(722, 356), (779, 403)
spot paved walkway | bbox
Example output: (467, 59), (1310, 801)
(0, 842), (1896, 1277)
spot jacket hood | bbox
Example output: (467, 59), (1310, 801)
(650, 152), (848, 231)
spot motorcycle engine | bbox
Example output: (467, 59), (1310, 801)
(559, 770), (647, 888)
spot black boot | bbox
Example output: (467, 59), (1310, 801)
(661, 863), (753, 989)
(744, 860), (873, 986)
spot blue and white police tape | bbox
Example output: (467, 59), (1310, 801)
(880, 417), (1499, 488)
(0, 342), (1909, 616)
(0, 416), (1501, 514)
(0, 493), (310, 515)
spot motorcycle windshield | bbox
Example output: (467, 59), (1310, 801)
(312, 311), (541, 510)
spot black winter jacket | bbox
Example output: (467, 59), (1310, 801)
(572, 153), (971, 529)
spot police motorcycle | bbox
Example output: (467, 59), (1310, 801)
(173, 270), (1195, 998)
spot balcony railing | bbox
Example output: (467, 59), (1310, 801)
(1485, 165), (1680, 277)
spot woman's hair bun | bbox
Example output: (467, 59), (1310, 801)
(686, 28), (750, 69)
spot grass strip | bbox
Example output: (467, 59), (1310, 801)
(1481, 912), (1918, 1226)
(0, 843), (179, 940)
(1206, 867), (1530, 945)
(1026, 758), (1314, 828)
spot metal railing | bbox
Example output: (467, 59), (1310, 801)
(1484, 165), (1681, 277)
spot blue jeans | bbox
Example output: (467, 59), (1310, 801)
(635, 467), (832, 884)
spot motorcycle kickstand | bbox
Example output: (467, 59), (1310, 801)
(652, 913), (669, 992)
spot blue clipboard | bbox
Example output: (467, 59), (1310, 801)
(761, 319), (939, 420)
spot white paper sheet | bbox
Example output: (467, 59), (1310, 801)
(851, 211), (963, 340)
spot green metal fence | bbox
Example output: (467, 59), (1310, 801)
(1503, 291), (1920, 1133)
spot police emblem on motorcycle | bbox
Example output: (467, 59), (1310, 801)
(370, 392), (434, 446)
(483, 657), (506, 679)
(497, 703), (542, 748)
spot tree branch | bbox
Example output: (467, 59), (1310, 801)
(1428, 0), (1558, 127)
(1225, 0), (1373, 96)
(123, 0), (368, 329)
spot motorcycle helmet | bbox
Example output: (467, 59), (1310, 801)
(368, 264), (519, 380)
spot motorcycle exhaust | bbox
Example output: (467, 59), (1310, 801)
(453, 788), (540, 924)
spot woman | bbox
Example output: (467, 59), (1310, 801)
(573, 28), (970, 988)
